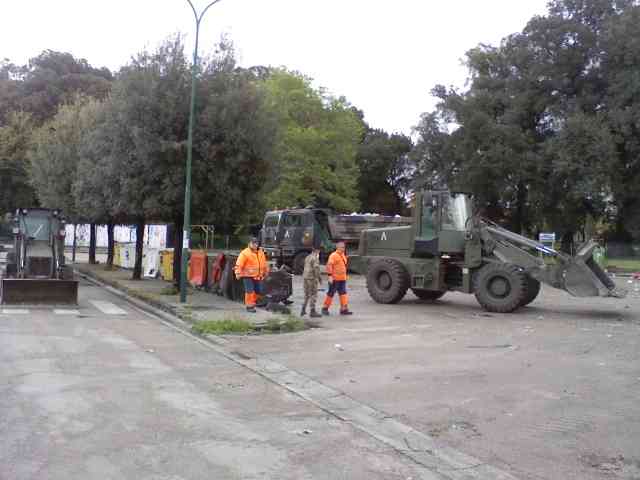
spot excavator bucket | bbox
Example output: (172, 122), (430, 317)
(1, 279), (79, 305)
(561, 240), (626, 298)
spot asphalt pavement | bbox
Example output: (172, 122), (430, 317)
(0, 277), (428, 480)
(222, 275), (640, 480)
(5, 254), (639, 479)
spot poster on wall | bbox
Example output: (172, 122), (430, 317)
(65, 224), (168, 248)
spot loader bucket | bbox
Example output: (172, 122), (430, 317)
(1, 279), (79, 305)
(561, 240), (626, 298)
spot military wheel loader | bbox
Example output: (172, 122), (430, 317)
(357, 190), (626, 313)
(1, 208), (78, 305)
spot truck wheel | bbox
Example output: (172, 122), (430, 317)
(412, 289), (445, 301)
(292, 252), (307, 275)
(474, 263), (527, 313)
(366, 258), (409, 304)
(520, 276), (541, 307)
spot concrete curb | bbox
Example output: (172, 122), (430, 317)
(76, 267), (520, 480)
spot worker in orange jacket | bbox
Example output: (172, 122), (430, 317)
(322, 240), (353, 316)
(235, 237), (269, 313)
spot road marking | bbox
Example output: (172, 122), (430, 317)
(54, 309), (80, 315)
(89, 301), (127, 315)
(1, 309), (30, 315)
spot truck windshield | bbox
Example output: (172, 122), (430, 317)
(441, 194), (472, 231)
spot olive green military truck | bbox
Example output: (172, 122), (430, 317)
(261, 208), (411, 274)
(357, 190), (625, 313)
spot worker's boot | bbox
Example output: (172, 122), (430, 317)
(321, 308), (330, 316)
(300, 306), (307, 316)
(339, 294), (352, 316)
(310, 308), (322, 318)
(246, 306), (256, 313)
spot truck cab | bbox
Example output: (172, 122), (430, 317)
(261, 208), (334, 274)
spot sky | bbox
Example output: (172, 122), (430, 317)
(2, 0), (550, 135)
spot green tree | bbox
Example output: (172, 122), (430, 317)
(83, 36), (278, 280)
(14, 50), (112, 125)
(356, 128), (413, 215)
(263, 70), (363, 212)
(599, 3), (640, 241)
(0, 112), (38, 214)
(73, 98), (121, 266)
(29, 96), (105, 262)
(413, 0), (640, 246)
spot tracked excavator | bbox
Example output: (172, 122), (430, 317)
(357, 190), (625, 313)
(1, 208), (78, 305)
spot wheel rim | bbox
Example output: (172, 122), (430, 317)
(488, 275), (510, 298)
(378, 271), (392, 290)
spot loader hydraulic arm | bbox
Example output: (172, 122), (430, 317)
(479, 222), (626, 298)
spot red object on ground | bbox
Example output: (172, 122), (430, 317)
(188, 250), (208, 287)
(207, 253), (225, 290)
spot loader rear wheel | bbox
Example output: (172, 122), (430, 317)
(412, 289), (446, 301)
(520, 276), (541, 307)
(366, 258), (410, 304)
(474, 263), (527, 313)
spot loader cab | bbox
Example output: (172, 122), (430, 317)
(413, 191), (473, 258)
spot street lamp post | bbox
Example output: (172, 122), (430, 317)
(180, 0), (223, 303)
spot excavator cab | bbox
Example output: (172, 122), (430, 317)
(413, 191), (473, 257)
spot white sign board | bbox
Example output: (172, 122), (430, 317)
(539, 232), (556, 243)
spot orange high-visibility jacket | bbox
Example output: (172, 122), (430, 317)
(326, 250), (348, 281)
(235, 247), (269, 280)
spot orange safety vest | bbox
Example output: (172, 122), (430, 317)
(235, 247), (269, 280)
(326, 250), (348, 281)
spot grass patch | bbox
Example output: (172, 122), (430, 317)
(605, 258), (640, 271)
(264, 315), (306, 333)
(192, 318), (252, 335)
(159, 285), (180, 295)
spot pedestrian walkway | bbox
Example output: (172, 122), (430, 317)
(74, 263), (280, 324)
(0, 300), (130, 317)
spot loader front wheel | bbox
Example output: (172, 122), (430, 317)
(367, 258), (409, 304)
(412, 289), (446, 301)
(520, 276), (541, 307)
(474, 263), (527, 313)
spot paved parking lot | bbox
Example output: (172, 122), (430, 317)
(224, 274), (640, 480)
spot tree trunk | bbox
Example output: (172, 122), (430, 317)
(89, 223), (97, 264)
(132, 220), (145, 280)
(106, 222), (115, 267)
(511, 182), (527, 234)
(560, 231), (574, 255)
(172, 218), (184, 286)
(72, 224), (77, 263)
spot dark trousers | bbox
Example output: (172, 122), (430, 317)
(323, 280), (349, 310)
(242, 278), (264, 295)
(326, 280), (347, 297)
(242, 278), (264, 306)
